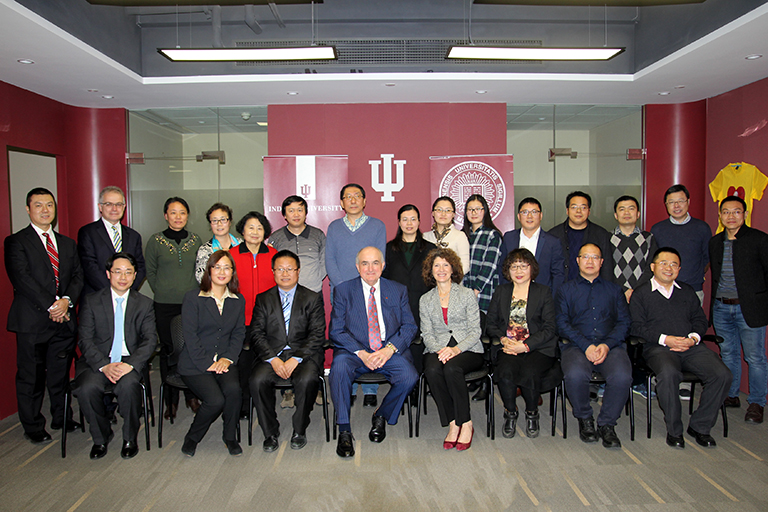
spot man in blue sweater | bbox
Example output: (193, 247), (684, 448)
(326, 183), (387, 406)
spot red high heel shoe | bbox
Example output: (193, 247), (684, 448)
(456, 427), (474, 451)
(443, 438), (457, 450)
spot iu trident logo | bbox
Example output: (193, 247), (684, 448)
(370, 154), (406, 202)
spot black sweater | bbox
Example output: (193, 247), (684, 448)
(629, 280), (708, 344)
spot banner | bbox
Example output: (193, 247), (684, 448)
(263, 155), (348, 232)
(429, 155), (514, 233)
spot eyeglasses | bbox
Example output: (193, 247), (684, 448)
(569, 205), (589, 211)
(721, 209), (744, 217)
(110, 270), (135, 277)
(100, 202), (125, 209)
(433, 208), (454, 214)
(509, 264), (530, 271)
(343, 193), (362, 201)
(210, 218), (230, 224)
(466, 207), (484, 214)
(519, 209), (540, 216)
(655, 260), (679, 269)
(665, 199), (688, 207)
(578, 254), (601, 260)
(273, 267), (297, 274)
(213, 265), (233, 272)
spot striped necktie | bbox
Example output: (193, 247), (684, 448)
(281, 292), (291, 334)
(43, 233), (59, 290)
(112, 225), (122, 252)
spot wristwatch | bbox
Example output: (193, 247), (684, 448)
(386, 342), (398, 353)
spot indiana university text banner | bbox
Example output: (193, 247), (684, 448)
(429, 155), (515, 233)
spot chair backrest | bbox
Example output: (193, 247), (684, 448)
(169, 314), (185, 367)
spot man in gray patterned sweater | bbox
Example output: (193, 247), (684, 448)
(610, 196), (658, 303)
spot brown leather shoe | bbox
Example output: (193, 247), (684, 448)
(186, 398), (201, 414)
(723, 396), (741, 408)
(163, 403), (177, 420)
(745, 403), (764, 424)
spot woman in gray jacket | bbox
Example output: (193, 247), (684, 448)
(419, 248), (484, 451)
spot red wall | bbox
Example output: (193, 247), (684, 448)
(0, 80), (127, 420)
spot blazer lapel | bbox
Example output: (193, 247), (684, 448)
(204, 295), (222, 324)
(96, 223), (116, 253)
(274, 288), (289, 342)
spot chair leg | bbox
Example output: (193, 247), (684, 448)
(551, 385), (558, 437)
(247, 395), (253, 446)
(629, 388), (635, 441)
(143, 365), (155, 427)
(561, 382), (568, 439)
(158, 383), (164, 449)
(722, 404), (729, 438)
(141, 383), (151, 451)
(647, 375), (653, 439)
(689, 382), (696, 415)
(62, 390), (70, 458)
(406, 394), (413, 438)
(415, 374), (424, 438)
(333, 407), (338, 440)
(487, 374), (495, 440)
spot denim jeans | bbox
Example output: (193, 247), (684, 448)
(713, 300), (768, 406)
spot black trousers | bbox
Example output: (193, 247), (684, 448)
(75, 365), (142, 444)
(496, 350), (557, 413)
(238, 348), (255, 414)
(15, 326), (76, 433)
(181, 368), (241, 443)
(250, 359), (320, 438)
(154, 302), (193, 406)
(423, 351), (484, 427)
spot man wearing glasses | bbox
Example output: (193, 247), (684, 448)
(650, 184), (712, 305)
(709, 196), (768, 424)
(78, 186), (146, 298)
(499, 197), (565, 294)
(548, 191), (613, 283)
(249, 250), (326, 451)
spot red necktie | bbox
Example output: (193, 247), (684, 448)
(367, 287), (382, 351)
(43, 232), (59, 291)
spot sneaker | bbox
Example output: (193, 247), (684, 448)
(632, 383), (656, 400)
(679, 388), (691, 401)
(281, 390), (295, 409)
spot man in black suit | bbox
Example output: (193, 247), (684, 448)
(4, 187), (83, 444)
(77, 186), (146, 297)
(76, 252), (156, 459)
(249, 250), (326, 452)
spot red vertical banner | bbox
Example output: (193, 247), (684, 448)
(263, 155), (349, 232)
(429, 155), (514, 232)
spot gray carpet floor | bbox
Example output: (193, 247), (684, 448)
(1, 371), (766, 512)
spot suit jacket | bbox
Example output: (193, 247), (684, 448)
(250, 285), (326, 368)
(5, 225), (83, 333)
(177, 289), (246, 376)
(486, 281), (558, 359)
(499, 229), (565, 294)
(77, 219), (146, 297)
(329, 276), (418, 357)
(381, 238), (436, 328)
(548, 220), (614, 283)
(78, 287), (157, 374)
(709, 225), (768, 327)
(419, 283), (483, 354)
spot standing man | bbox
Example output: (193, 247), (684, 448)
(76, 252), (156, 459)
(77, 186), (146, 297)
(555, 243), (631, 449)
(4, 187), (84, 444)
(249, 250), (326, 452)
(710, 196), (768, 423)
(548, 191), (613, 283)
(499, 197), (565, 294)
(630, 248), (732, 448)
(610, 195), (658, 303)
(651, 184), (712, 305)
(329, 247), (418, 458)
(326, 184), (387, 407)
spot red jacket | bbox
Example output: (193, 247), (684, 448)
(231, 243), (277, 324)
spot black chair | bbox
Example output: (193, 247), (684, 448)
(247, 374), (331, 446)
(158, 315), (239, 448)
(634, 334), (729, 439)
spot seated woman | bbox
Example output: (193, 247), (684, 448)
(419, 248), (484, 451)
(486, 248), (559, 439)
(178, 250), (246, 457)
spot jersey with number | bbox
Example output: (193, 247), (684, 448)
(709, 162), (767, 233)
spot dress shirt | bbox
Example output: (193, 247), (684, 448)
(669, 213), (691, 225)
(31, 223), (58, 252)
(343, 213), (368, 233)
(649, 278), (701, 346)
(101, 217), (122, 249)
(555, 275), (630, 352)
(361, 278), (386, 342)
(266, 285), (303, 363)
(110, 288), (131, 357)
(519, 227), (541, 255)
(197, 288), (238, 363)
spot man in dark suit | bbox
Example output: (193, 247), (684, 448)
(329, 246), (418, 458)
(499, 197), (565, 294)
(249, 250), (326, 452)
(77, 186), (146, 297)
(4, 187), (83, 444)
(76, 252), (156, 459)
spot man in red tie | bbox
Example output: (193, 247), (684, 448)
(4, 187), (83, 444)
(328, 246), (418, 458)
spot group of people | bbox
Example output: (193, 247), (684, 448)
(4, 181), (766, 462)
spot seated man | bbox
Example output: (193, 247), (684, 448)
(76, 252), (156, 459)
(249, 250), (326, 452)
(555, 243), (632, 449)
(329, 246), (418, 458)
(630, 247), (731, 449)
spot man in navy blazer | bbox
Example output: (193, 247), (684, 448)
(77, 186), (145, 297)
(329, 246), (418, 458)
(76, 252), (156, 459)
(4, 187), (83, 445)
(499, 197), (565, 294)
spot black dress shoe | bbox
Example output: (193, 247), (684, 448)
(23, 430), (52, 445)
(578, 417), (598, 443)
(472, 382), (489, 402)
(263, 435), (280, 453)
(350, 395), (357, 407)
(181, 438), (197, 457)
(225, 440), (243, 456)
(290, 432), (307, 450)
(363, 394), (378, 407)
(186, 398), (201, 414)
(90, 432), (114, 460)
(525, 410), (540, 439)
(336, 431), (355, 458)
(120, 439), (139, 459)
(597, 425), (621, 449)
(666, 433), (685, 449)
(51, 420), (82, 433)
(369, 414), (387, 443)
(723, 396), (741, 408)
(502, 410), (517, 439)
(687, 426), (716, 448)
